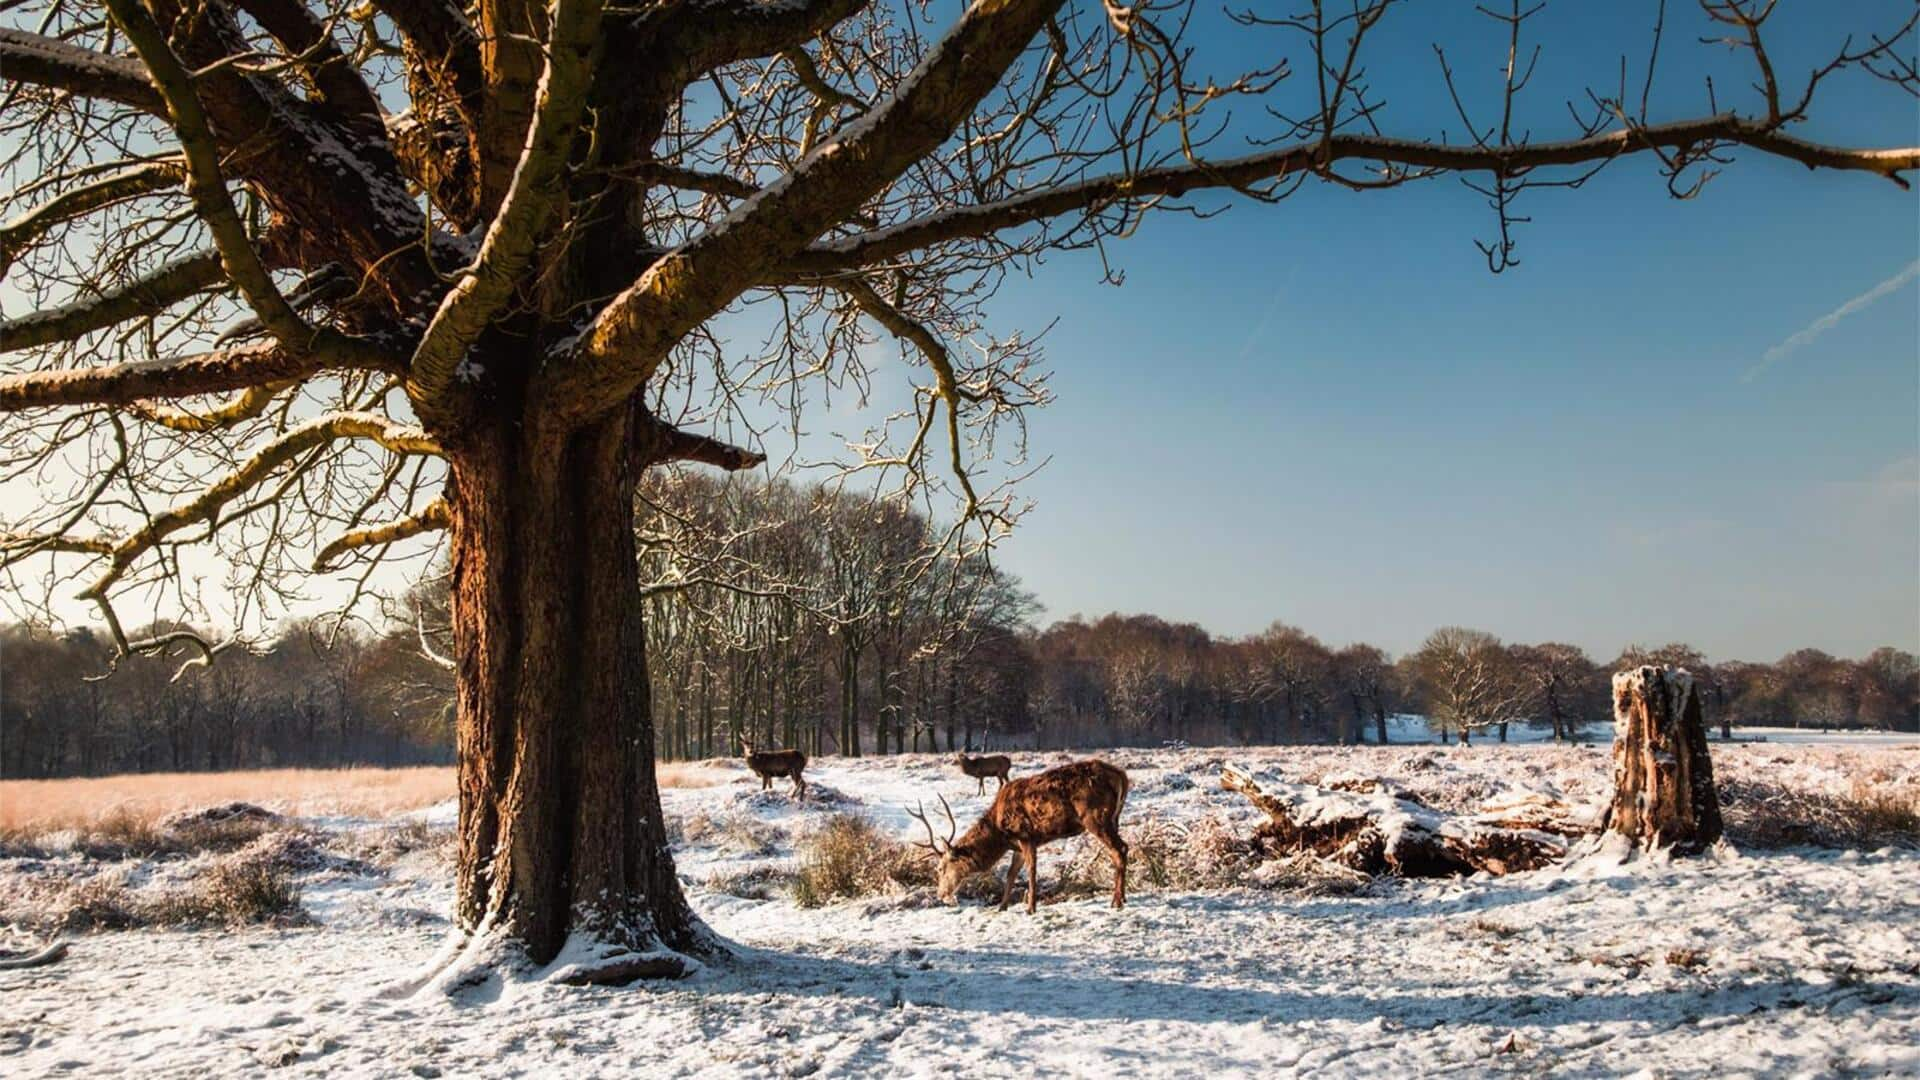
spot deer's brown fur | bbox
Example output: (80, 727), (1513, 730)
(913, 759), (1130, 913)
(953, 752), (1013, 794)
(739, 736), (807, 799)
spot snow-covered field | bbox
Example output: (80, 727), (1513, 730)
(5, 743), (1918, 1078)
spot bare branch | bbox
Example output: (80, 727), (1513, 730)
(0, 27), (165, 113)
(314, 497), (450, 571)
(0, 342), (398, 411)
(0, 251), (227, 352)
(797, 116), (1920, 271)
(0, 159), (184, 274)
(73, 411), (441, 603)
(547, 0), (1070, 424)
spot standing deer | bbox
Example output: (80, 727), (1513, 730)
(909, 759), (1130, 913)
(738, 735), (807, 799)
(953, 752), (1012, 795)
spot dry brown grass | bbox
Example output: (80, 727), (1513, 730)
(656, 762), (736, 789)
(0, 766), (455, 834)
(791, 814), (933, 907)
(1720, 777), (1920, 850)
(6, 842), (308, 933)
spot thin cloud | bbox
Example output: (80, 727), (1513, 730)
(1742, 258), (1920, 383)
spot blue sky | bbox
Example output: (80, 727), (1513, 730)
(947, 2), (1919, 662)
(0, 3), (1911, 662)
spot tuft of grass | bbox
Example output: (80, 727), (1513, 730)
(1721, 777), (1920, 850)
(17, 848), (306, 933)
(47, 875), (144, 932)
(186, 855), (305, 926)
(704, 866), (797, 901)
(1666, 946), (1710, 971)
(791, 815), (932, 908)
(670, 810), (782, 856)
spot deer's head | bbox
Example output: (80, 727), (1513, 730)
(908, 795), (970, 902)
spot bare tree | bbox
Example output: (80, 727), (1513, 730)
(1331, 642), (1395, 745)
(1410, 627), (1527, 744)
(1, 0), (1913, 976)
(1511, 642), (1597, 741)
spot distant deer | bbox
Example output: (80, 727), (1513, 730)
(953, 752), (1012, 795)
(738, 735), (807, 799)
(910, 759), (1130, 913)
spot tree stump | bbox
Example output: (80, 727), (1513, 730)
(1606, 666), (1723, 852)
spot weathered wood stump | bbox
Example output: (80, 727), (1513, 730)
(1606, 665), (1723, 853)
(1220, 767), (1585, 877)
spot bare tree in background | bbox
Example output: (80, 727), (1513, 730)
(1, 0), (1914, 976)
(1410, 626), (1526, 744)
(1511, 642), (1598, 741)
(1332, 642), (1395, 745)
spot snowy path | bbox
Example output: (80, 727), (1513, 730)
(5, 745), (1918, 1077)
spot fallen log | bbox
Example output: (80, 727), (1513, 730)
(0, 940), (69, 970)
(1220, 766), (1581, 877)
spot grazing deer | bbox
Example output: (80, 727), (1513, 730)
(953, 752), (1012, 795)
(910, 759), (1130, 913)
(738, 735), (807, 799)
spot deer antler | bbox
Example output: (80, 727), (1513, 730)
(935, 792), (959, 847)
(906, 800), (952, 855)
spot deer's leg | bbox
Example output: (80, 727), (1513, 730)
(1024, 842), (1040, 914)
(1092, 819), (1129, 909)
(998, 849), (1022, 911)
(793, 773), (806, 799)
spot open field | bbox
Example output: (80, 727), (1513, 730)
(0, 761), (743, 833)
(2, 741), (1917, 1077)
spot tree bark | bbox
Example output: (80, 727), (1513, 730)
(443, 403), (701, 980)
(1606, 666), (1723, 853)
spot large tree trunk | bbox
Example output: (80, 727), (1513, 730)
(442, 404), (701, 982)
(1606, 666), (1723, 853)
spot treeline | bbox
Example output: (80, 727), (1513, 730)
(0, 620), (453, 778)
(1024, 619), (1919, 748)
(3, 475), (1915, 777)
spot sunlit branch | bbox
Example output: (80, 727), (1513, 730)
(0, 342), (399, 411)
(74, 411), (441, 606)
(314, 497), (451, 571)
(548, 0), (1071, 424)
(0, 27), (166, 113)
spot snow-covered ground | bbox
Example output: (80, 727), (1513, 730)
(5, 743), (1918, 1077)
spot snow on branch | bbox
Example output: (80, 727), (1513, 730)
(0, 342), (399, 412)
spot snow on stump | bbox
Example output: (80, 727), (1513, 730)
(1606, 666), (1723, 853)
(1219, 766), (1574, 877)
